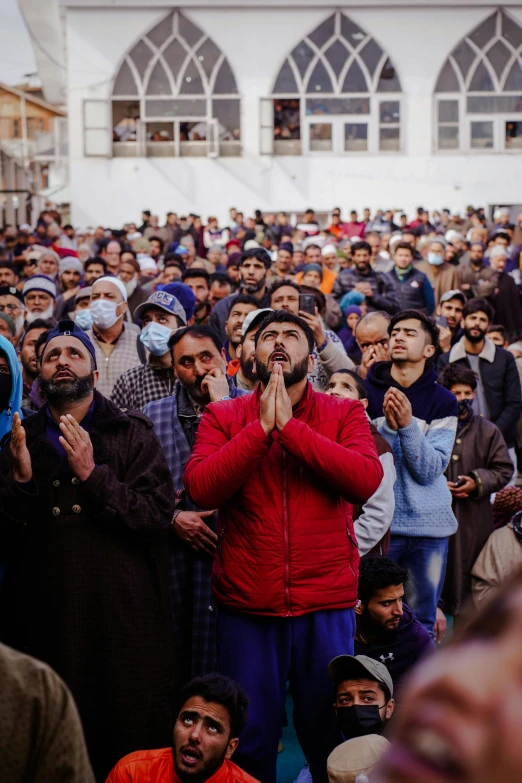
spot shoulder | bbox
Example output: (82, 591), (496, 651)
(108, 748), (171, 774)
(143, 395), (176, 424)
(225, 760), (260, 783)
(0, 641), (71, 712)
(124, 409), (154, 429)
(324, 329), (343, 344)
(495, 346), (517, 367)
(430, 383), (458, 419)
(213, 293), (237, 314)
(115, 364), (143, 384)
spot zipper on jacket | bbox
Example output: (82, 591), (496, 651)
(283, 450), (291, 616)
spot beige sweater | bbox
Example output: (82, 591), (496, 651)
(0, 643), (94, 782)
(471, 524), (522, 608)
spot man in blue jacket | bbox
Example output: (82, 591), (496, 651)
(365, 310), (457, 638)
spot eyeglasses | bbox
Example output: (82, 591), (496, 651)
(0, 303), (21, 313)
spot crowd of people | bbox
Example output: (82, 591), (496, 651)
(1, 203), (522, 783)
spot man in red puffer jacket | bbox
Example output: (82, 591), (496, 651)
(184, 311), (382, 783)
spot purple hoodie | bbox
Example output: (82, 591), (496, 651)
(354, 605), (434, 697)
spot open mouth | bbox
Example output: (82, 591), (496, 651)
(270, 351), (289, 363)
(54, 371), (75, 381)
(180, 748), (202, 766)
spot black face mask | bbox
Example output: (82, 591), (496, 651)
(336, 704), (384, 739)
(0, 372), (12, 411)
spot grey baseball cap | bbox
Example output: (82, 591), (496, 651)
(133, 290), (187, 325)
(328, 654), (394, 699)
(439, 289), (465, 305)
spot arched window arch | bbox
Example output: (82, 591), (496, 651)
(435, 10), (522, 152)
(265, 12), (402, 155)
(111, 11), (240, 157)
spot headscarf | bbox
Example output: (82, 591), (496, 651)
(0, 334), (23, 444)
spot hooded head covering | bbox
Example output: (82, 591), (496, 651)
(302, 263), (323, 281)
(59, 257), (83, 276)
(0, 334), (23, 444)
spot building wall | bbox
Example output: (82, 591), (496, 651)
(0, 88), (58, 139)
(66, 4), (522, 226)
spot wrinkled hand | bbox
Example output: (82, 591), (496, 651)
(274, 363), (292, 432)
(173, 510), (218, 556)
(298, 307), (326, 348)
(434, 607), (447, 644)
(259, 365), (278, 435)
(437, 325), (452, 354)
(201, 368), (230, 402)
(11, 412), (32, 482)
(384, 388), (413, 429)
(448, 475), (477, 499)
(58, 414), (95, 482)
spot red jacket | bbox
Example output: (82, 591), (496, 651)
(184, 383), (382, 617)
(106, 749), (259, 783)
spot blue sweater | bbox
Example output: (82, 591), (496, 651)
(365, 361), (458, 538)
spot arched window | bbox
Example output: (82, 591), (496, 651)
(435, 10), (522, 152)
(111, 11), (240, 157)
(263, 11), (402, 155)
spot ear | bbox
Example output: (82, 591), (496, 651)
(225, 738), (239, 759)
(385, 699), (395, 720)
(460, 318), (465, 330)
(424, 343), (435, 360)
(307, 354), (314, 373)
(92, 370), (100, 388)
(435, 304), (441, 316)
(236, 343), (242, 359)
(221, 347), (227, 362)
(354, 599), (364, 616)
(361, 397), (368, 410)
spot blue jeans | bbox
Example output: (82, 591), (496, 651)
(217, 608), (355, 783)
(388, 535), (448, 639)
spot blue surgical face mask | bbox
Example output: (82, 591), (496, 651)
(75, 309), (93, 331)
(428, 252), (444, 266)
(140, 321), (173, 356)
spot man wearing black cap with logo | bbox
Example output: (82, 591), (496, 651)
(328, 654), (395, 741)
(0, 320), (176, 780)
(111, 289), (187, 410)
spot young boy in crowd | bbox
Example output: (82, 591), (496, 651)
(326, 370), (395, 555)
(438, 364), (513, 623)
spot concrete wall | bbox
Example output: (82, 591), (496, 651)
(65, 4), (522, 227)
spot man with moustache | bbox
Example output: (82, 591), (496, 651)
(184, 311), (382, 783)
(438, 297), (521, 468)
(231, 309), (271, 391)
(0, 320), (176, 780)
(145, 326), (248, 685)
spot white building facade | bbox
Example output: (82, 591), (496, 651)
(46, 0), (522, 225)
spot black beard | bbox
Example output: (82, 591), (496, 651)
(256, 355), (309, 387)
(40, 371), (95, 404)
(240, 355), (256, 382)
(464, 326), (486, 344)
(242, 277), (266, 294)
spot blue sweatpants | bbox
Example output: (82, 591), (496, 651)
(217, 608), (355, 783)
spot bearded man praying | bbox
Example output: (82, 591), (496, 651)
(0, 320), (176, 781)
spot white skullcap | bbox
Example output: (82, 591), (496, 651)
(321, 244), (338, 256)
(490, 245), (508, 259)
(138, 256), (158, 273)
(92, 275), (128, 301)
(244, 239), (260, 250)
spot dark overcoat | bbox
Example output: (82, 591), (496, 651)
(0, 392), (176, 780)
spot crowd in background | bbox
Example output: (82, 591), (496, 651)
(1, 202), (522, 783)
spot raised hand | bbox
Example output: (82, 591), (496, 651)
(385, 388), (413, 429)
(259, 364), (278, 436)
(11, 412), (32, 482)
(383, 390), (398, 431)
(173, 509), (218, 556)
(59, 414), (95, 482)
(201, 368), (230, 402)
(274, 363), (293, 432)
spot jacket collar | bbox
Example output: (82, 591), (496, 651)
(254, 379), (313, 416)
(449, 335), (496, 364)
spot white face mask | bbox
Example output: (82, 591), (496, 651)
(90, 299), (122, 330)
(26, 305), (54, 324)
(75, 308), (93, 331)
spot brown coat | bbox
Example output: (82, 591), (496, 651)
(456, 261), (497, 299)
(442, 415), (513, 617)
(415, 260), (459, 305)
(0, 392), (176, 780)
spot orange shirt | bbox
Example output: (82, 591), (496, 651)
(106, 748), (260, 783)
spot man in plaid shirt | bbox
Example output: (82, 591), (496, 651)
(111, 290), (187, 410)
(144, 325), (249, 684)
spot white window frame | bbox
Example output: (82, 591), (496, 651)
(83, 100), (111, 158)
